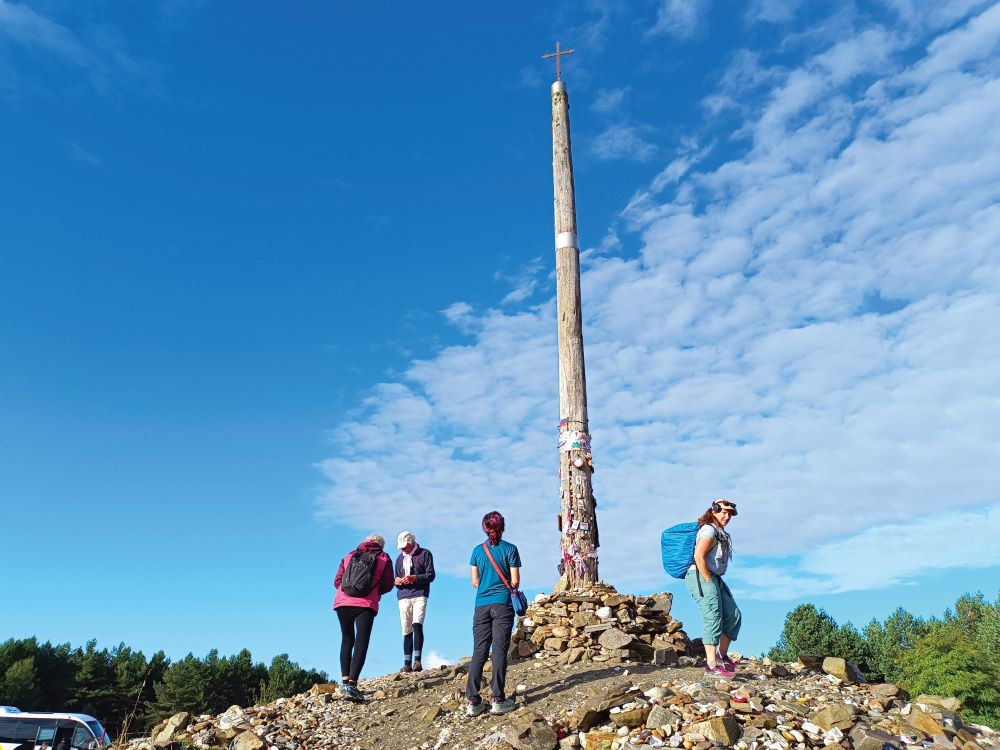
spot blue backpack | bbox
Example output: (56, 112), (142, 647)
(661, 522), (698, 578)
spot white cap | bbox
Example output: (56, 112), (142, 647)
(397, 530), (415, 549)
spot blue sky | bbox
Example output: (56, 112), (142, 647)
(2, 0), (999, 679)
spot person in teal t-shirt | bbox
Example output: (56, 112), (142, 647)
(465, 511), (521, 717)
(469, 538), (522, 606)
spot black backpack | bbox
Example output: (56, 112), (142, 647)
(341, 548), (379, 596)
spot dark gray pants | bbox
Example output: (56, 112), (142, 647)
(465, 602), (515, 702)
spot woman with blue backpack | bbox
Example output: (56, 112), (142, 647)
(465, 511), (523, 717)
(686, 499), (742, 678)
(333, 534), (395, 700)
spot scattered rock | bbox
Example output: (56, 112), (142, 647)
(822, 656), (866, 684)
(508, 713), (558, 750)
(421, 705), (443, 726)
(810, 704), (857, 732)
(798, 654), (825, 670)
(645, 705), (672, 730)
(870, 683), (904, 699)
(131, 587), (998, 750)
(850, 725), (901, 750)
(916, 695), (963, 713)
(307, 683), (339, 695)
(907, 708), (947, 738)
(686, 716), (741, 746)
(230, 730), (265, 750)
(611, 706), (651, 729)
(153, 712), (192, 745)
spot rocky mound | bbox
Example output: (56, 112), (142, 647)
(512, 583), (694, 666)
(139, 590), (999, 750)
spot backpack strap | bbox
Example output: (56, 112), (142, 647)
(481, 543), (513, 591)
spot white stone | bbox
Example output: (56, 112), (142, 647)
(822, 728), (843, 745)
(596, 606), (613, 619)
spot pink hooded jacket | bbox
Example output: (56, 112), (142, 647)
(333, 540), (395, 613)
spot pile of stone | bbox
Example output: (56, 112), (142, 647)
(540, 655), (1000, 750)
(511, 582), (694, 667)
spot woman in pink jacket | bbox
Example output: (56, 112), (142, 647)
(333, 534), (395, 700)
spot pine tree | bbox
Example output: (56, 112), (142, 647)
(34, 641), (76, 710)
(768, 604), (842, 661)
(147, 655), (207, 723)
(0, 657), (42, 708)
(217, 650), (267, 709)
(70, 640), (116, 721)
(259, 655), (322, 704)
(864, 607), (930, 683)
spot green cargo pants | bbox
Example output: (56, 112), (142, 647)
(684, 567), (741, 646)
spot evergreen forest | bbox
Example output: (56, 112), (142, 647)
(0, 640), (327, 740)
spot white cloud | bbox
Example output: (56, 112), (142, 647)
(591, 124), (658, 161)
(420, 650), (452, 669)
(0, 0), (92, 65)
(518, 65), (545, 89)
(496, 258), (547, 305)
(318, 4), (1000, 597)
(567, 0), (623, 54)
(646, 0), (711, 40)
(747, 0), (802, 24)
(71, 143), (102, 166)
(590, 86), (630, 113)
(731, 505), (1000, 599)
(0, 0), (159, 97)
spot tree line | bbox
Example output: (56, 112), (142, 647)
(768, 591), (1000, 727)
(0, 639), (328, 739)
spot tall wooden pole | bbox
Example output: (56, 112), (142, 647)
(550, 73), (598, 587)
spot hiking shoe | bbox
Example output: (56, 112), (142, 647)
(412, 659), (423, 672)
(400, 664), (412, 673)
(342, 683), (365, 702)
(490, 698), (516, 715)
(720, 656), (737, 671)
(704, 664), (735, 679)
(466, 700), (489, 717)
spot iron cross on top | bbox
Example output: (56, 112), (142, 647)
(542, 41), (575, 81)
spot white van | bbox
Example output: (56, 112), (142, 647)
(0, 708), (109, 750)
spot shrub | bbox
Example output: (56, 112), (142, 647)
(901, 624), (1000, 728)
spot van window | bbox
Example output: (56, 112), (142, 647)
(0, 720), (20, 744)
(84, 722), (105, 746)
(14, 721), (41, 741)
(71, 727), (93, 750)
(36, 721), (56, 747)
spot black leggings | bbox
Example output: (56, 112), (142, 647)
(404, 623), (424, 657)
(336, 606), (377, 682)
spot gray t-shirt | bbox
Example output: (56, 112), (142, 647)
(689, 524), (732, 576)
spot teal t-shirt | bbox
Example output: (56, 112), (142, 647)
(470, 540), (522, 607)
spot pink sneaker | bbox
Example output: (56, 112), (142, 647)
(704, 663), (736, 679)
(720, 656), (737, 671)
